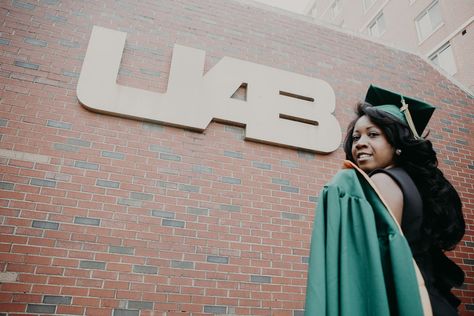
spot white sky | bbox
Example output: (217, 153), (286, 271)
(251, 0), (311, 14)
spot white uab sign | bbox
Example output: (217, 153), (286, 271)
(77, 26), (341, 153)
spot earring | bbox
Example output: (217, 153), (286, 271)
(395, 149), (402, 156)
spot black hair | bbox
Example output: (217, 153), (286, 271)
(343, 102), (465, 251)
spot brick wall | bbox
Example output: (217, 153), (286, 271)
(0, 0), (472, 315)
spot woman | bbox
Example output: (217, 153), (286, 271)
(304, 85), (465, 316)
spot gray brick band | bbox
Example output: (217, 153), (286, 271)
(250, 275), (272, 283)
(204, 306), (227, 314)
(43, 295), (72, 305)
(26, 304), (56, 313)
(171, 260), (194, 269)
(133, 265), (158, 274)
(207, 256), (229, 264)
(30, 178), (56, 187)
(151, 210), (175, 219)
(109, 246), (134, 255)
(15, 61), (39, 70)
(74, 217), (100, 226)
(162, 219), (185, 228)
(102, 151), (125, 159)
(96, 180), (120, 188)
(130, 192), (153, 201)
(128, 300), (153, 309)
(47, 120), (72, 129)
(75, 161), (99, 170)
(79, 260), (106, 270)
(113, 309), (139, 316)
(0, 182), (14, 190)
(32, 221), (59, 230)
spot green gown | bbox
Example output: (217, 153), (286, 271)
(304, 162), (428, 316)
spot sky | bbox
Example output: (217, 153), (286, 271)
(251, 0), (311, 14)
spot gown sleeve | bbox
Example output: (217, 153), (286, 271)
(304, 163), (430, 316)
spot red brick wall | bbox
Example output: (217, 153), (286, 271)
(0, 0), (472, 315)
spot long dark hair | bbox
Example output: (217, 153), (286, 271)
(343, 102), (465, 251)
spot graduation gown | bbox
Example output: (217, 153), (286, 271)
(304, 161), (431, 316)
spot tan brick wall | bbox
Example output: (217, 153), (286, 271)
(307, 0), (474, 94)
(451, 22), (474, 92)
(0, 0), (473, 315)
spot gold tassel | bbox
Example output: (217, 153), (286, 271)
(400, 97), (421, 139)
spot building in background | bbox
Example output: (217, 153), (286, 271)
(304, 0), (474, 93)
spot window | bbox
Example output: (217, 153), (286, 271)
(363, 0), (376, 11)
(430, 43), (457, 75)
(306, 0), (318, 17)
(368, 13), (386, 37)
(416, 1), (443, 41)
(330, 0), (342, 18)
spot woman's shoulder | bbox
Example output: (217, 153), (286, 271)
(369, 166), (408, 178)
(325, 164), (403, 202)
(369, 167), (416, 192)
(370, 171), (404, 224)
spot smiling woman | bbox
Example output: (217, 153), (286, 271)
(349, 112), (403, 223)
(305, 85), (465, 316)
(344, 86), (465, 315)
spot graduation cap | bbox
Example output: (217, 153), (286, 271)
(365, 85), (436, 139)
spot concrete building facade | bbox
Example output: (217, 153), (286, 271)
(0, 0), (473, 315)
(305, 0), (474, 92)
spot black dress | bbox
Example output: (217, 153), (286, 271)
(370, 167), (464, 316)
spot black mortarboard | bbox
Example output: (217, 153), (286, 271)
(365, 85), (436, 138)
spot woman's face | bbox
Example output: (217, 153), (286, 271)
(351, 115), (396, 173)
